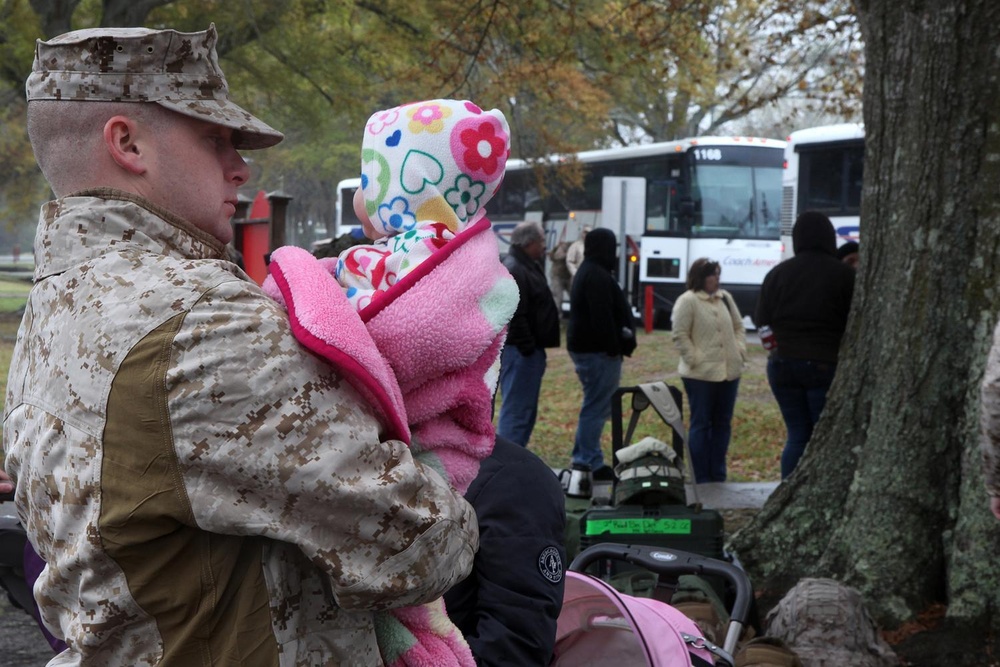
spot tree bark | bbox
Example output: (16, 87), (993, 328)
(731, 0), (1000, 631)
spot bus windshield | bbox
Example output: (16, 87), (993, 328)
(690, 163), (782, 239)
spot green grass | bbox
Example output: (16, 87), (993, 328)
(0, 276), (31, 291)
(0, 326), (13, 413)
(0, 275), (32, 315)
(0, 298), (26, 314)
(0, 278), (29, 403)
(525, 327), (784, 482)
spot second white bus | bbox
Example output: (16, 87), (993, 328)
(781, 123), (864, 260)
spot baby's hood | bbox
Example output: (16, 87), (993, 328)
(359, 99), (510, 237)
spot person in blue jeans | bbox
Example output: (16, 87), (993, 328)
(766, 358), (838, 477)
(755, 211), (855, 478)
(671, 258), (747, 483)
(498, 222), (561, 446)
(567, 228), (637, 476)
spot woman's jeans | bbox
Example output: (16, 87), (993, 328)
(569, 352), (622, 470)
(681, 377), (739, 483)
(766, 356), (837, 478)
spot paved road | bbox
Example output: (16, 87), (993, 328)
(0, 500), (54, 665)
(0, 593), (52, 666)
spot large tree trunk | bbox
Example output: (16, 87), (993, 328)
(731, 0), (1000, 632)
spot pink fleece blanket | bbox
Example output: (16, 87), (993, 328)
(263, 218), (517, 667)
(264, 217), (516, 491)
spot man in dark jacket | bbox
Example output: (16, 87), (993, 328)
(755, 211), (855, 478)
(443, 436), (566, 666)
(567, 227), (637, 475)
(497, 222), (561, 446)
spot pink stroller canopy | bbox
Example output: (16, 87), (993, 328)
(552, 571), (715, 666)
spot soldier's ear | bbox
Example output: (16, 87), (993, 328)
(103, 115), (146, 176)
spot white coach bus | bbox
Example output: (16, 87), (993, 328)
(486, 136), (786, 327)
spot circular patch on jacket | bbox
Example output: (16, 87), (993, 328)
(538, 546), (563, 584)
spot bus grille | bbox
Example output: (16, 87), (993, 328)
(780, 185), (795, 235)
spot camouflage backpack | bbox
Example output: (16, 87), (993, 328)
(613, 436), (686, 506)
(669, 574), (732, 647)
(734, 637), (803, 667)
(764, 578), (898, 667)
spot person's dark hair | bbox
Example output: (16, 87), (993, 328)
(836, 241), (859, 261)
(686, 257), (720, 291)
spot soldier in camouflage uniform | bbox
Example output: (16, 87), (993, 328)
(979, 320), (1000, 520)
(2, 24), (479, 666)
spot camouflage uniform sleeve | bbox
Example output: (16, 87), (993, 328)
(167, 281), (478, 610)
(980, 320), (1000, 496)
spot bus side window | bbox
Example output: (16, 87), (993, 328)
(801, 148), (844, 213)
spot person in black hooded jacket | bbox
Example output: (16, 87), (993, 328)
(755, 211), (855, 478)
(567, 227), (637, 476)
(443, 436), (566, 666)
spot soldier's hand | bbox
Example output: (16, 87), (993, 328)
(0, 469), (13, 501)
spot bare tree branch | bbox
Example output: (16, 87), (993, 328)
(100, 0), (176, 28)
(28, 0), (82, 37)
(354, 0), (422, 36)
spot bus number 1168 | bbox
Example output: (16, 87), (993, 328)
(694, 148), (723, 161)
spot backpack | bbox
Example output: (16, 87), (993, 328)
(670, 574), (732, 647)
(613, 436), (686, 506)
(734, 637), (803, 667)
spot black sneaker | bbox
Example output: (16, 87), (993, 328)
(592, 465), (615, 482)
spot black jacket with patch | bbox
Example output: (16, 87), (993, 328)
(443, 437), (567, 666)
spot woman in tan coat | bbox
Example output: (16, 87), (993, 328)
(671, 258), (747, 482)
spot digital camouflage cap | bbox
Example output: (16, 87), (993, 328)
(25, 23), (282, 150)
